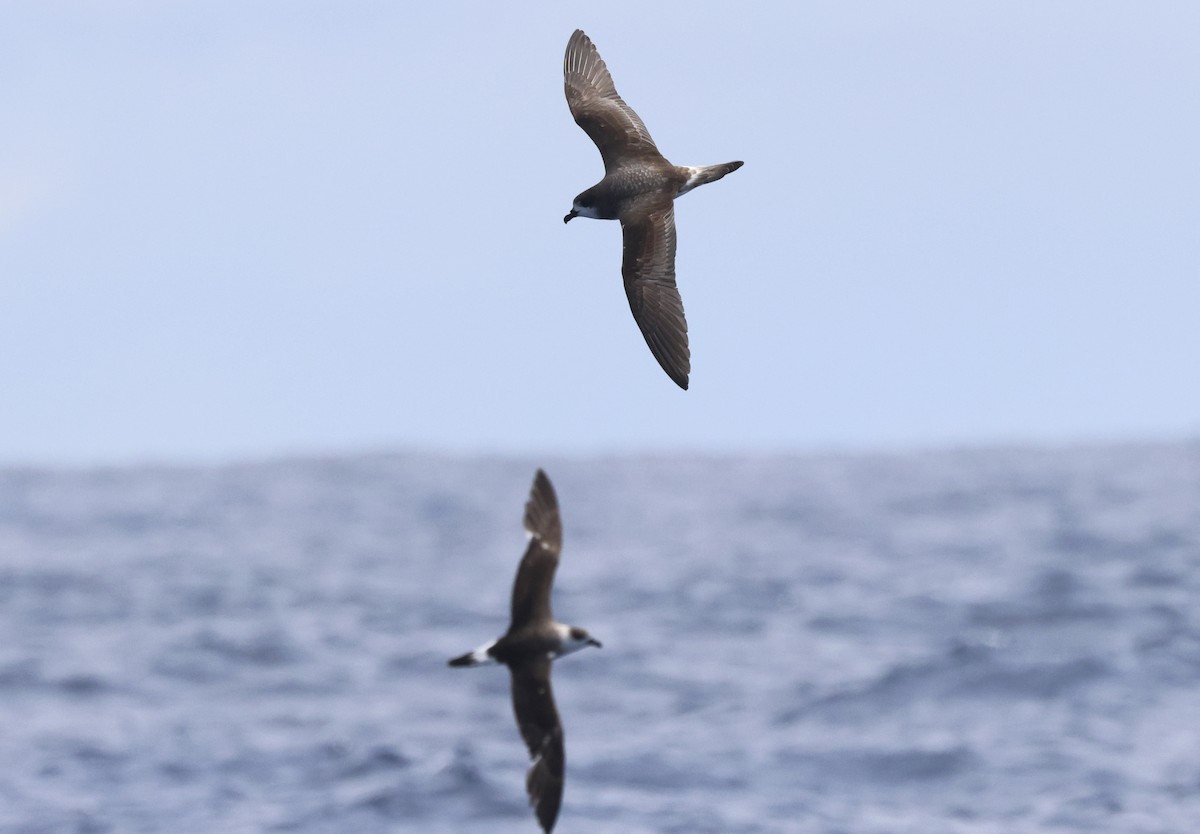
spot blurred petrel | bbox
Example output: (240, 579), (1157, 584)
(563, 28), (743, 390)
(448, 469), (601, 833)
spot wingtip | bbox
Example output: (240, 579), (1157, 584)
(566, 28), (589, 53)
(528, 763), (563, 833)
(524, 470), (562, 549)
(663, 357), (690, 390)
(655, 359), (689, 389)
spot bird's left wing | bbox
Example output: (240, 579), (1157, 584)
(509, 470), (563, 630)
(621, 201), (690, 389)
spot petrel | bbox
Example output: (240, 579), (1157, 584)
(448, 469), (601, 833)
(563, 28), (743, 390)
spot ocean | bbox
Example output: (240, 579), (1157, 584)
(2, 442), (1198, 833)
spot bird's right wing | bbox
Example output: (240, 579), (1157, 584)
(510, 657), (565, 833)
(564, 29), (664, 172)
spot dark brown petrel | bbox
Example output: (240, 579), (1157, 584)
(449, 469), (601, 834)
(563, 28), (743, 390)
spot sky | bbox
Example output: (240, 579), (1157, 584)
(2, 1), (1198, 465)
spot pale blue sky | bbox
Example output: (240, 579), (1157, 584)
(3, 2), (1198, 465)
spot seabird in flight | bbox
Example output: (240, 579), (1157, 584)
(563, 28), (743, 390)
(449, 469), (601, 833)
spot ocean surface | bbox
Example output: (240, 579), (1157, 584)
(2, 443), (1199, 834)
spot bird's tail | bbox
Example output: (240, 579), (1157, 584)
(448, 641), (498, 667)
(678, 160), (744, 196)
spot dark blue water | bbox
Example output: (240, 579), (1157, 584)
(2, 443), (1199, 833)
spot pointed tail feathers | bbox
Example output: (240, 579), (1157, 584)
(448, 641), (498, 667)
(679, 161), (743, 195)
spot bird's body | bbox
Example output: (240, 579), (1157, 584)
(448, 470), (600, 834)
(563, 29), (743, 390)
(569, 167), (680, 220)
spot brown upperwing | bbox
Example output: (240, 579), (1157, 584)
(510, 656), (566, 833)
(564, 29), (664, 173)
(621, 202), (690, 389)
(509, 469), (563, 630)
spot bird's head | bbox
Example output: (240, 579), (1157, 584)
(566, 626), (602, 652)
(563, 190), (603, 224)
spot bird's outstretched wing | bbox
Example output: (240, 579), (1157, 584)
(564, 29), (664, 172)
(509, 469), (563, 630)
(510, 657), (566, 833)
(621, 202), (690, 389)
